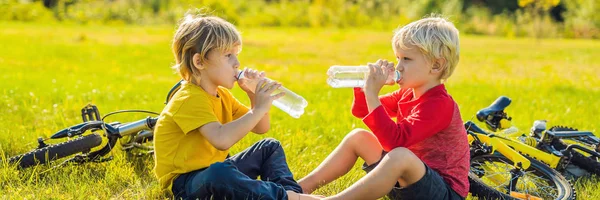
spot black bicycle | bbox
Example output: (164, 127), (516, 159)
(2, 81), (187, 169)
(0, 81), (189, 169)
(1, 103), (159, 169)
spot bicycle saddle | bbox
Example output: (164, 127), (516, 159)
(476, 96), (512, 122)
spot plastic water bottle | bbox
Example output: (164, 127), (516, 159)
(327, 65), (401, 88)
(237, 69), (308, 118)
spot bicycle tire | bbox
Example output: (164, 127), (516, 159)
(7, 134), (103, 168)
(133, 131), (153, 144)
(469, 171), (517, 200)
(469, 154), (576, 200)
(549, 126), (600, 177)
(552, 139), (600, 176)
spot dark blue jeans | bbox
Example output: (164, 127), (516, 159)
(172, 138), (302, 200)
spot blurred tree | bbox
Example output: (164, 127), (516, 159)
(518, 0), (560, 8)
(462, 0), (520, 14)
(42, 0), (78, 21)
(463, 0), (564, 22)
(149, 0), (162, 15)
(549, 2), (565, 22)
(518, 0), (561, 39)
(42, 0), (58, 8)
(562, 0), (600, 38)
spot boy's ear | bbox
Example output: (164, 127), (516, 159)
(192, 53), (203, 70)
(430, 58), (446, 74)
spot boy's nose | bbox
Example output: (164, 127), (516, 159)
(233, 60), (240, 68)
(395, 63), (403, 71)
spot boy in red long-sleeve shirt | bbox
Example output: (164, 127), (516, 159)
(299, 16), (470, 200)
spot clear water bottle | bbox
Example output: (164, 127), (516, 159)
(327, 65), (401, 88)
(237, 69), (308, 118)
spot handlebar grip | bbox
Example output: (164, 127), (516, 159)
(147, 117), (158, 129)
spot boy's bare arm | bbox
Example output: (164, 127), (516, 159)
(198, 108), (268, 151)
(200, 79), (282, 150)
(238, 69), (271, 134)
(252, 112), (270, 134)
(246, 92), (270, 134)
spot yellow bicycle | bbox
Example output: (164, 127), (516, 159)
(470, 96), (600, 179)
(465, 96), (584, 200)
(466, 123), (576, 200)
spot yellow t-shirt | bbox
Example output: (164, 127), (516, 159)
(153, 81), (249, 192)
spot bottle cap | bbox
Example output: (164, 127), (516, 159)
(394, 71), (401, 82)
(236, 69), (246, 80)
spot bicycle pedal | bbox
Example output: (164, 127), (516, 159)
(37, 137), (48, 149)
(510, 191), (542, 200)
(81, 104), (101, 122)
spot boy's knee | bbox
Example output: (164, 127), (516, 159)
(387, 147), (419, 165)
(387, 147), (414, 157)
(260, 137), (280, 145)
(344, 128), (372, 143)
(201, 162), (237, 183)
(257, 138), (282, 149)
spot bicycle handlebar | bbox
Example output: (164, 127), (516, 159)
(51, 121), (104, 139)
(50, 117), (158, 139)
(116, 117), (158, 137)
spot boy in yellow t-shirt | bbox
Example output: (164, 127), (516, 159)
(153, 14), (320, 200)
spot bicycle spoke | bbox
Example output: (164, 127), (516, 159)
(471, 155), (561, 199)
(516, 169), (558, 199)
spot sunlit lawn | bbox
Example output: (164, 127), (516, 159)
(1, 21), (599, 199)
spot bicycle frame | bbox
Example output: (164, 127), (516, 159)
(468, 122), (563, 168)
(468, 131), (532, 169)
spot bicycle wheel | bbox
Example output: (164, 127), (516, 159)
(7, 134), (103, 168)
(133, 130), (153, 143)
(549, 126), (600, 177)
(469, 172), (517, 200)
(469, 154), (576, 200)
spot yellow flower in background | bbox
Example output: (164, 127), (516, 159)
(519, 0), (561, 9)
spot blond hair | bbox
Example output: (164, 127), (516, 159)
(171, 14), (241, 82)
(393, 16), (459, 81)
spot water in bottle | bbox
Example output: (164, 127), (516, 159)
(237, 69), (308, 118)
(327, 65), (401, 88)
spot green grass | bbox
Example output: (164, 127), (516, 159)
(1, 21), (599, 199)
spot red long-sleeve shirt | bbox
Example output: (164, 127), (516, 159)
(352, 84), (469, 197)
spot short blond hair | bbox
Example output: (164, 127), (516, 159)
(393, 16), (459, 81)
(172, 14), (241, 81)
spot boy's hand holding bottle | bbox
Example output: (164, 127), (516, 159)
(327, 60), (399, 89)
(253, 79), (285, 115)
(364, 60), (396, 95)
(237, 68), (265, 95)
(236, 68), (308, 118)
